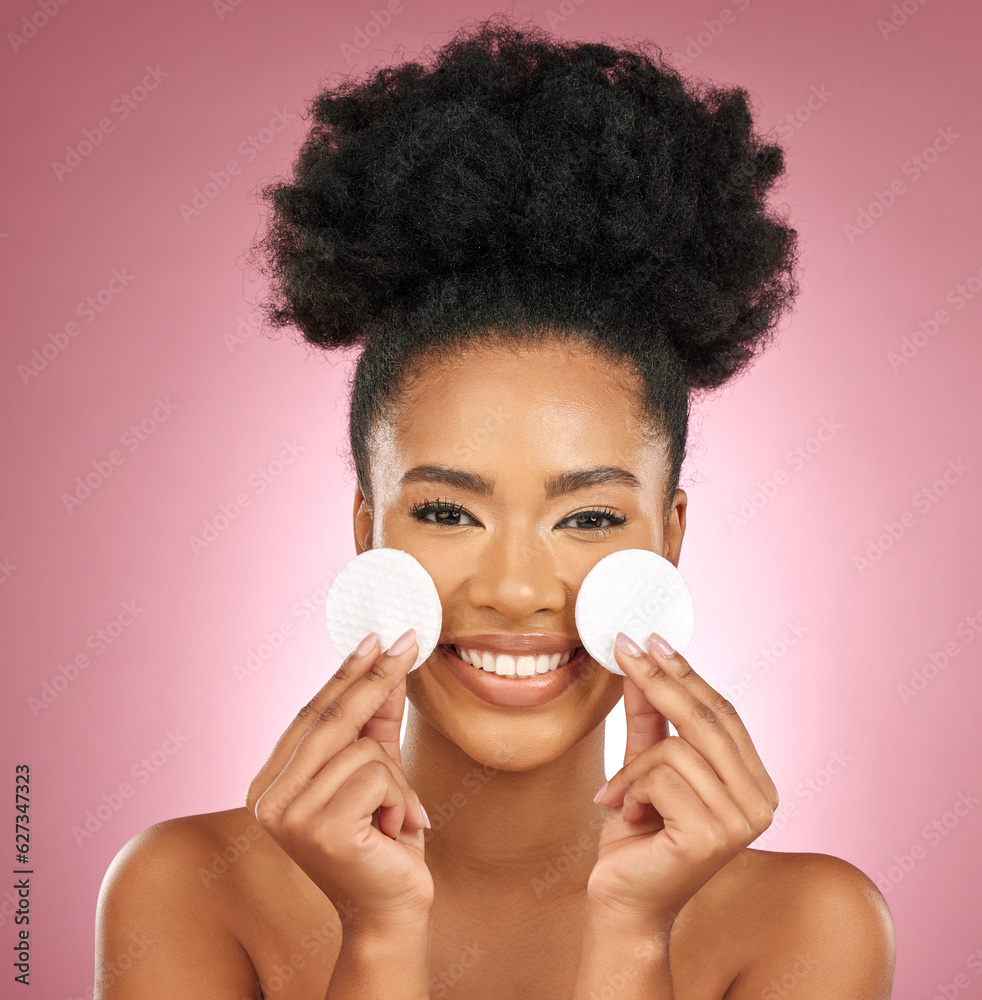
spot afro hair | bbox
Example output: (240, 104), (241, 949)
(246, 12), (800, 508)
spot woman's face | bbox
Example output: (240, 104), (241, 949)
(351, 338), (687, 769)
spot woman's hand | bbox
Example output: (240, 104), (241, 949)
(245, 628), (433, 932)
(587, 631), (779, 934)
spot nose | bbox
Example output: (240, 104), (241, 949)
(463, 526), (570, 618)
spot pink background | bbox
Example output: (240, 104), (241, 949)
(2, 0), (980, 995)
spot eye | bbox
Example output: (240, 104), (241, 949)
(557, 508), (627, 535)
(409, 499), (478, 527)
(409, 499), (626, 534)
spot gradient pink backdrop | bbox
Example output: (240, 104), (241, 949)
(2, 0), (980, 996)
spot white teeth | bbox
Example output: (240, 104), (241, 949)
(454, 646), (577, 677)
(495, 654), (516, 676)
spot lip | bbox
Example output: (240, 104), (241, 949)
(446, 633), (581, 656)
(438, 643), (592, 707)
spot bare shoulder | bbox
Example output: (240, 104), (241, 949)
(100, 806), (270, 897)
(95, 806), (301, 999)
(679, 847), (896, 999)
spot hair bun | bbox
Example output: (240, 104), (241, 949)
(246, 13), (799, 393)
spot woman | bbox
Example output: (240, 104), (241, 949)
(95, 14), (895, 998)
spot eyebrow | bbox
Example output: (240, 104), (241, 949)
(398, 464), (642, 499)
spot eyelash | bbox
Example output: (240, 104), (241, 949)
(408, 497), (627, 535)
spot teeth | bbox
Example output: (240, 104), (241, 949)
(453, 646), (576, 677)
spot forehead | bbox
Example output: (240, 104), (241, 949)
(372, 339), (665, 494)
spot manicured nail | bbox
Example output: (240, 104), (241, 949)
(387, 627), (417, 656)
(648, 631), (675, 657)
(593, 780), (609, 803)
(615, 631), (644, 656)
(420, 803), (431, 829)
(355, 632), (378, 656)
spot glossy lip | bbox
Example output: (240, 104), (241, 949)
(438, 643), (592, 707)
(446, 633), (581, 656)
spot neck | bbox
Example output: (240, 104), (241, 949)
(401, 705), (609, 903)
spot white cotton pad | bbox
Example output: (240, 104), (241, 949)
(575, 549), (695, 676)
(324, 548), (442, 672)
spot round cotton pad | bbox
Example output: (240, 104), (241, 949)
(324, 548), (442, 672)
(575, 549), (694, 676)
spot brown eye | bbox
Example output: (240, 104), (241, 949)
(559, 509), (627, 534)
(409, 500), (477, 527)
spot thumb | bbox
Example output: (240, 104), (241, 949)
(359, 676), (408, 769)
(622, 672), (669, 768)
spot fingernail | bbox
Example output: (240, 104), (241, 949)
(387, 627), (417, 656)
(615, 631), (644, 656)
(593, 780), (609, 803)
(420, 803), (431, 829)
(355, 632), (378, 656)
(648, 631), (675, 657)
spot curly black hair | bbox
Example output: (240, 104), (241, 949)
(245, 12), (800, 517)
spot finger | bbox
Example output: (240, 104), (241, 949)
(278, 747), (425, 842)
(275, 763), (413, 873)
(328, 764), (418, 845)
(358, 666), (411, 771)
(255, 636), (419, 816)
(293, 737), (426, 833)
(245, 632), (382, 812)
(620, 761), (716, 842)
(622, 668), (669, 767)
(601, 736), (762, 844)
(643, 633), (780, 812)
(612, 639), (778, 814)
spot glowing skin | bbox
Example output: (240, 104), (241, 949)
(351, 337), (686, 911)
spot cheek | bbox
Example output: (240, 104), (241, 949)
(590, 668), (626, 712)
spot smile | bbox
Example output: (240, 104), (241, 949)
(450, 644), (578, 677)
(437, 644), (593, 708)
